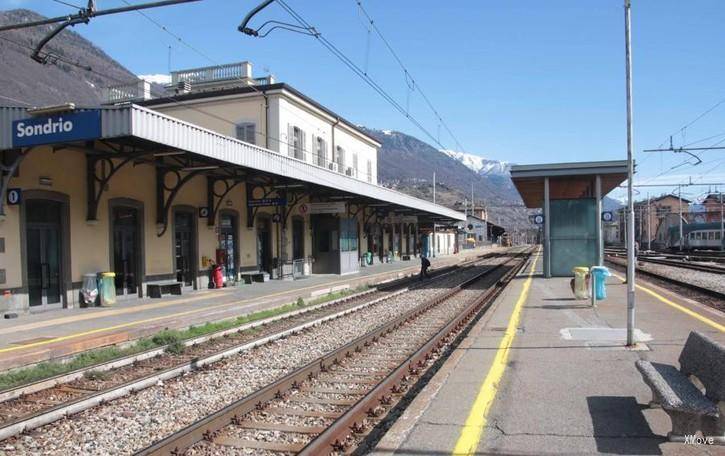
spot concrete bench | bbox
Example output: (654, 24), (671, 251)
(147, 281), (183, 299)
(636, 331), (724, 440)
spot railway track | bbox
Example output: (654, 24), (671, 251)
(0, 250), (525, 453)
(137, 249), (532, 456)
(605, 255), (725, 307)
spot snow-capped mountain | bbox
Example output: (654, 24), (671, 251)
(441, 149), (511, 176)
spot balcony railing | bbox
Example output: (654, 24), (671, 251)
(103, 80), (152, 104)
(171, 62), (252, 85)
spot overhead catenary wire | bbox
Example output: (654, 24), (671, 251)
(353, 0), (467, 154)
(272, 0), (448, 151)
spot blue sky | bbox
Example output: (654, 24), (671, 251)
(3, 0), (725, 202)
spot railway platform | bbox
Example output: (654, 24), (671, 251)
(373, 252), (725, 456)
(0, 248), (496, 373)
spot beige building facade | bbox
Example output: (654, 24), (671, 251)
(0, 63), (464, 314)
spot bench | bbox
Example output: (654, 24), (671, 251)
(635, 331), (724, 440)
(147, 281), (183, 298)
(239, 272), (269, 284)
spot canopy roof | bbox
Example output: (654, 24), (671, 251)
(510, 160), (629, 208)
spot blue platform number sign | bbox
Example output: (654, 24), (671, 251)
(533, 214), (545, 225)
(6, 188), (21, 206)
(12, 110), (102, 147)
(601, 211), (613, 222)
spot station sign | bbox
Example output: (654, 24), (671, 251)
(12, 110), (102, 147)
(531, 214), (545, 225)
(601, 211), (614, 222)
(6, 188), (21, 206)
(306, 202), (346, 214)
(247, 198), (286, 207)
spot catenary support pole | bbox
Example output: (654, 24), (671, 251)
(596, 174), (603, 265)
(432, 172), (436, 258)
(544, 176), (551, 278)
(679, 184), (683, 251)
(624, 0), (636, 346)
(721, 191), (724, 251)
(647, 193), (651, 251)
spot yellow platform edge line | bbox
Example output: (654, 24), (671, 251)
(611, 273), (724, 333)
(451, 249), (540, 456)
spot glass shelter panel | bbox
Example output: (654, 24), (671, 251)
(550, 199), (597, 276)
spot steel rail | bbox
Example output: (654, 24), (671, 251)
(635, 257), (725, 275)
(135, 249), (531, 456)
(300, 251), (530, 455)
(605, 256), (725, 301)
(0, 255), (489, 443)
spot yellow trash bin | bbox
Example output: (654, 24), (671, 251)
(98, 272), (117, 307)
(571, 267), (590, 300)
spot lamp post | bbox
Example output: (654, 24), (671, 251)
(624, 0), (636, 346)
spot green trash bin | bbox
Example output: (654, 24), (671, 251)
(98, 272), (117, 307)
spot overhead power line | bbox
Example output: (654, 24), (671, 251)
(354, 0), (467, 154)
(240, 0), (451, 151)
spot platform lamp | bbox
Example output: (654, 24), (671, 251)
(624, 0), (636, 347)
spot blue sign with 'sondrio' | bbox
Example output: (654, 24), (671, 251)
(12, 110), (102, 147)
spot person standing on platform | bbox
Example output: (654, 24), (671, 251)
(420, 255), (431, 280)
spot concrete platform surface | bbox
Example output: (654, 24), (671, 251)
(0, 248), (496, 372)
(374, 251), (725, 456)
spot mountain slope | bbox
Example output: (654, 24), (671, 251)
(0, 9), (137, 106)
(441, 149), (510, 176)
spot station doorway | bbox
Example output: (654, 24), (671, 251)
(25, 199), (64, 309)
(111, 205), (141, 297)
(257, 216), (273, 274)
(174, 210), (197, 288)
(292, 217), (305, 260)
(219, 212), (238, 282)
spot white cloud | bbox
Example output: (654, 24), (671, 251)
(138, 74), (171, 85)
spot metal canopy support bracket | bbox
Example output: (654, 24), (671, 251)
(207, 175), (244, 227)
(86, 146), (143, 222)
(156, 162), (202, 236)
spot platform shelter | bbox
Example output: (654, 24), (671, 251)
(510, 161), (628, 277)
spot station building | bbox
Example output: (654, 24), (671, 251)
(0, 62), (464, 314)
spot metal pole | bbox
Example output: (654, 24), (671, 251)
(432, 172), (436, 258)
(624, 0), (636, 347)
(647, 193), (651, 251)
(596, 175), (603, 265)
(720, 190), (725, 251)
(679, 185), (683, 251)
(544, 176), (551, 278)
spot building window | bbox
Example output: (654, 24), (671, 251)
(336, 146), (345, 174)
(366, 159), (372, 183)
(350, 152), (358, 178)
(288, 125), (306, 160)
(316, 136), (327, 167)
(235, 122), (256, 145)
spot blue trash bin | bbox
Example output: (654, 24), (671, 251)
(590, 266), (611, 300)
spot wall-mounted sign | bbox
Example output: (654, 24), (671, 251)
(601, 211), (614, 222)
(199, 207), (210, 218)
(272, 213), (282, 223)
(12, 110), (102, 147)
(247, 198), (286, 207)
(307, 202), (346, 214)
(6, 188), (21, 206)
(532, 214), (545, 225)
